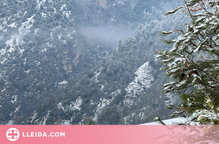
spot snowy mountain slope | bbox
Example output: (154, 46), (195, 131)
(0, 0), (184, 125)
(124, 62), (154, 106)
(0, 0), (108, 124)
(27, 12), (186, 125)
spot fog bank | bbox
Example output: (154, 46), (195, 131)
(79, 26), (135, 48)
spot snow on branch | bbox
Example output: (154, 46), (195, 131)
(165, 6), (184, 15)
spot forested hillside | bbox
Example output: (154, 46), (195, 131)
(28, 9), (186, 124)
(0, 0), (184, 124)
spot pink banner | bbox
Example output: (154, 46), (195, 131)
(1, 125), (219, 144)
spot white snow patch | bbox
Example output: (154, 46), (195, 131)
(93, 71), (101, 83)
(58, 34), (62, 39)
(31, 113), (38, 123)
(14, 105), (21, 113)
(1, 88), (6, 92)
(71, 96), (83, 111)
(6, 16), (34, 47)
(90, 100), (95, 105)
(100, 84), (105, 90)
(53, 8), (57, 14)
(64, 11), (71, 18)
(8, 47), (15, 53)
(8, 23), (17, 28)
(41, 48), (47, 53)
(34, 28), (39, 34)
(142, 117), (187, 125)
(36, 0), (46, 10)
(0, 57), (7, 64)
(94, 95), (116, 120)
(18, 48), (25, 55)
(61, 4), (66, 11)
(110, 89), (121, 97)
(143, 116), (200, 125)
(24, 69), (30, 74)
(124, 62), (154, 105)
(59, 80), (68, 85)
(116, 0), (127, 5)
(61, 120), (70, 125)
(41, 12), (47, 18)
(6, 120), (14, 125)
(23, 11), (28, 16)
(57, 102), (65, 111)
(57, 80), (68, 88)
(11, 95), (18, 104)
(36, 61), (40, 65)
(59, 97), (83, 112)
(41, 111), (50, 125)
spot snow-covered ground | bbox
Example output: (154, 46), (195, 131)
(142, 117), (187, 125)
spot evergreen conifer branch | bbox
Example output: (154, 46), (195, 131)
(157, 0), (219, 125)
(165, 6), (185, 15)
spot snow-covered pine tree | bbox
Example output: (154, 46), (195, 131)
(157, 0), (219, 125)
